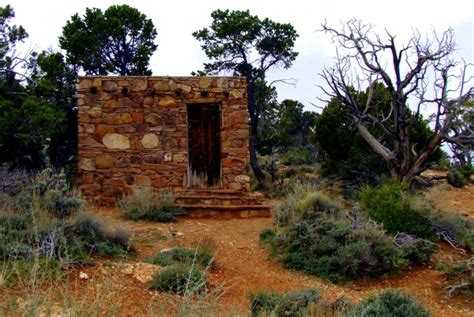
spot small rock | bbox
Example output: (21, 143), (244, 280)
(79, 271), (89, 280)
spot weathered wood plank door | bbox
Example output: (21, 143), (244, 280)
(187, 104), (221, 188)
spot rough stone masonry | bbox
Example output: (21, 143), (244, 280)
(76, 76), (269, 217)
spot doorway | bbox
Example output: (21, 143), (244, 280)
(187, 104), (221, 188)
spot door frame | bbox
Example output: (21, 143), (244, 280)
(185, 103), (223, 189)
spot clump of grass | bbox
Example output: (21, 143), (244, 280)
(146, 246), (214, 268)
(429, 210), (474, 252)
(395, 234), (437, 264)
(260, 228), (277, 245)
(250, 288), (352, 317)
(447, 168), (467, 188)
(352, 288), (431, 317)
(150, 264), (207, 294)
(276, 181), (339, 227)
(437, 260), (474, 299)
(65, 214), (132, 260)
(117, 186), (186, 222)
(250, 289), (320, 316)
(0, 169), (133, 286)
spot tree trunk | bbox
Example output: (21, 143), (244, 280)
(356, 123), (399, 177)
(246, 79), (266, 186)
(404, 133), (443, 184)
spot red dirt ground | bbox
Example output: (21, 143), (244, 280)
(1, 182), (473, 316)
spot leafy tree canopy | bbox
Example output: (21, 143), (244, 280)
(193, 9), (298, 184)
(59, 4), (157, 75)
(0, 6), (66, 169)
(193, 9), (298, 77)
(314, 83), (442, 183)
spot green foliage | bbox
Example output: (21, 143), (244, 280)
(437, 261), (470, 280)
(31, 50), (78, 169)
(280, 214), (405, 282)
(258, 99), (318, 156)
(66, 215), (131, 259)
(0, 169), (131, 266)
(60, 4), (157, 75)
(314, 94), (389, 183)
(400, 238), (437, 264)
(250, 289), (320, 317)
(0, 5), (28, 71)
(260, 228), (277, 245)
(314, 84), (442, 184)
(276, 181), (337, 227)
(193, 10), (299, 184)
(0, 257), (63, 287)
(117, 186), (186, 222)
(351, 289), (431, 317)
(281, 148), (316, 166)
(150, 264), (207, 294)
(360, 182), (433, 238)
(146, 247), (214, 268)
(0, 96), (65, 169)
(1, 6), (76, 170)
(429, 210), (474, 252)
(447, 167), (467, 188)
(193, 9), (298, 77)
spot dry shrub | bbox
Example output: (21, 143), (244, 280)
(117, 186), (185, 222)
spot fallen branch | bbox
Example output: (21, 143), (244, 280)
(436, 231), (467, 255)
(444, 257), (473, 297)
(445, 282), (470, 297)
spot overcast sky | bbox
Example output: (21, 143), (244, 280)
(6, 0), (474, 111)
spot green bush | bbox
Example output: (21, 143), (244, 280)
(352, 288), (431, 317)
(447, 168), (466, 188)
(117, 186), (186, 222)
(360, 181), (433, 238)
(437, 261), (474, 299)
(146, 246), (214, 268)
(65, 215), (131, 259)
(281, 148), (316, 166)
(430, 210), (474, 252)
(400, 238), (437, 264)
(260, 228), (277, 245)
(280, 213), (405, 283)
(250, 289), (320, 317)
(44, 190), (83, 218)
(0, 169), (133, 288)
(276, 181), (337, 227)
(150, 264), (207, 294)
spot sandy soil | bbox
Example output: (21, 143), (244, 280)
(1, 182), (473, 316)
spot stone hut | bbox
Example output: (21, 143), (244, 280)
(76, 76), (270, 218)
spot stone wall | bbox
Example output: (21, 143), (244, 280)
(77, 76), (250, 205)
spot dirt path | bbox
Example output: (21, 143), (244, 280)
(425, 183), (474, 219)
(2, 184), (473, 316)
(70, 203), (472, 317)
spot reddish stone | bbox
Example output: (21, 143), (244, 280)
(103, 178), (125, 187)
(102, 114), (122, 125)
(132, 112), (143, 123)
(135, 175), (151, 186)
(95, 155), (115, 169)
(83, 173), (94, 184)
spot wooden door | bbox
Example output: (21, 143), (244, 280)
(187, 104), (221, 188)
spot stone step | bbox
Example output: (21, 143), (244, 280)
(180, 189), (242, 195)
(177, 204), (272, 219)
(175, 194), (262, 206)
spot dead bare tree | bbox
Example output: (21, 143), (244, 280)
(319, 19), (473, 184)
